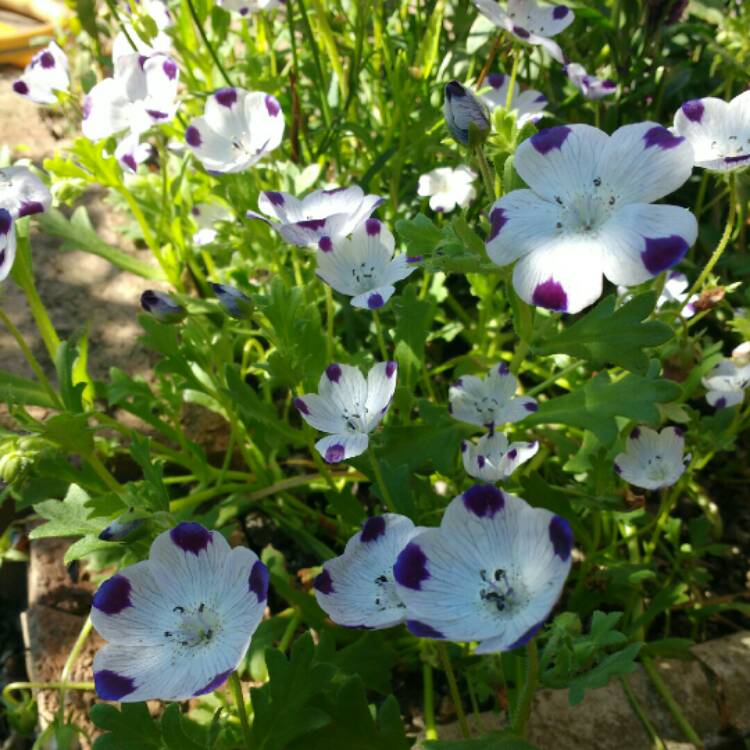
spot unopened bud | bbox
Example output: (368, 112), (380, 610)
(211, 283), (253, 319)
(140, 290), (186, 324)
(443, 81), (490, 146)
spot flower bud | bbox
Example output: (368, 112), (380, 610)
(211, 283), (253, 319)
(443, 81), (490, 146)
(140, 290), (186, 324)
(99, 513), (144, 541)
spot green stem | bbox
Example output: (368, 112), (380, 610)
(693, 171), (709, 219)
(526, 358), (583, 397)
(278, 613), (301, 654)
(229, 672), (253, 750)
(58, 616), (93, 722)
(422, 660), (438, 741)
(619, 676), (667, 750)
(437, 642), (470, 739)
(3, 681), (94, 699)
(641, 656), (704, 748)
(86, 454), (122, 494)
(511, 639), (538, 738)
(325, 285), (335, 361)
(372, 310), (389, 360)
(185, 0), (233, 87)
(368, 445), (395, 512)
(296, 0), (332, 127)
(474, 145), (496, 202)
(505, 46), (520, 110)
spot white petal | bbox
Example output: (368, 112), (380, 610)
(293, 393), (348, 434)
(242, 91), (285, 158)
(115, 134), (152, 173)
(257, 190), (305, 223)
(0, 211), (17, 282)
(82, 78), (132, 141)
(706, 389), (744, 409)
(13, 42), (69, 104)
(351, 284), (397, 310)
(315, 432), (369, 463)
(318, 363), (369, 419)
(0, 166), (52, 218)
(364, 361), (398, 430)
(185, 117), (237, 172)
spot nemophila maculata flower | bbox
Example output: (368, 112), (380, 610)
(393, 485), (573, 652)
(486, 123), (698, 314)
(247, 185), (383, 248)
(478, 73), (548, 126)
(185, 88), (284, 173)
(140, 290), (186, 323)
(191, 202), (234, 246)
(83, 52), (179, 173)
(112, 0), (173, 61)
(564, 63), (616, 100)
(417, 166), (476, 214)
(12, 42), (69, 105)
(216, 0), (283, 16)
(90, 522), (269, 701)
(211, 283), (253, 319)
(316, 219), (418, 310)
(0, 166), (52, 220)
(617, 271), (697, 318)
(449, 363), (537, 429)
(444, 81), (490, 146)
(674, 91), (750, 172)
(314, 514), (419, 629)
(472, 0), (574, 64)
(462, 432), (539, 483)
(614, 426), (688, 490)
(701, 347), (750, 409)
(294, 361), (398, 463)
(0, 210), (16, 282)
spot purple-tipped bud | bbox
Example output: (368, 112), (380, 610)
(140, 290), (186, 324)
(210, 283), (253, 319)
(99, 516), (144, 541)
(443, 80), (490, 146)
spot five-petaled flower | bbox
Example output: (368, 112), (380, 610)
(12, 42), (69, 105)
(485, 123), (698, 314)
(449, 363), (537, 429)
(462, 432), (539, 483)
(90, 522), (269, 701)
(565, 63), (616, 100)
(216, 0), (284, 16)
(417, 166), (476, 214)
(185, 87), (284, 173)
(393, 485), (573, 652)
(614, 426), (688, 490)
(247, 186), (383, 247)
(294, 361), (398, 462)
(472, 0), (574, 64)
(478, 72), (548, 126)
(701, 346), (750, 409)
(674, 91), (750, 172)
(444, 81), (490, 145)
(315, 219), (418, 310)
(314, 514), (419, 629)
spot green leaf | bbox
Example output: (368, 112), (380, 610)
(39, 413), (95, 456)
(130, 434), (170, 511)
(567, 642), (641, 706)
(0, 369), (57, 408)
(161, 704), (204, 750)
(534, 293), (672, 373)
(316, 631), (396, 695)
(55, 339), (86, 413)
(64, 534), (113, 564)
(393, 285), (437, 393)
(91, 702), (162, 750)
(29, 484), (101, 540)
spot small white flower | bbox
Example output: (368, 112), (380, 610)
(486, 123), (698, 314)
(247, 185), (383, 247)
(314, 514), (419, 629)
(462, 432), (539, 483)
(658, 271), (697, 317)
(564, 63), (616, 100)
(112, 0), (173, 61)
(90, 522), (268, 701)
(393, 485), (573, 651)
(185, 88), (284, 173)
(417, 166), (476, 213)
(472, 0), (574, 64)
(192, 202), (234, 246)
(673, 91), (750, 172)
(216, 0), (283, 16)
(0, 166), (52, 219)
(614, 426), (688, 490)
(478, 72), (548, 126)
(701, 352), (750, 409)
(444, 81), (490, 145)
(115, 133), (154, 174)
(0, 210), (16, 282)
(732, 342), (750, 366)
(12, 42), (69, 105)
(294, 361), (398, 463)
(315, 219), (418, 310)
(449, 362), (537, 429)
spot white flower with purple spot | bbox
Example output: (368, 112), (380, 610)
(316, 219), (418, 310)
(444, 81), (491, 146)
(192, 202), (234, 246)
(564, 63), (616, 100)
(485, 123), (698, 314)
(461, 432), (539, 483)
(417, 166), (476, 214)
(393, 485), (573, 651)
(12, 42), (69, 105)
(90, 522), (269, 702)
(449, 363), (537, 429)
(185, 88), (284, 174)
(112, 0), (173, 62)
(216, 0), (283, 16)
(313, 514), (419, 629)
(614, 426), (688, 490)
(247, 185), (383, 247)
(0, 166), (52, 220)
(478, 73), (548, 126)
(673, 91), (750, 172)
(294, 361), (398, 463)
(701, 348), (750, 409)
(472, 0), (574, 64)
(140, 290), (186, 323)
(617, 271), (697, 317)
(0, 210), (16, 282)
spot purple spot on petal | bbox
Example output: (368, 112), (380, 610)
(367, 293), (384, 309)
(602, 79), (616, 90)
(170, 522), (212, 555)
(507, 620), (544, 650)
(18, 201), (44, 218)
(530, 126), (571, 155)
(293, 397), (309, 414)
(138, 54), (148, 69)
(93, 574), (132, 615)
(215, 87), (238, 107)
(163, 59), (177, 79)
(82, 96), (93, 119)
(643, 126), (684, 150)
(407, 620), (444, 639)
(121, 154), (137, 172)
(0, 209), (12, 235)
(324, 443), (345, 463)
(553, 5), (569, 18)
(477, 455), (486, 468)
(314, 568), (334, 594)
(40, 51), (55, 68)
(394, 543), (430, 590)
(360, 516), (386, 543)
(532, 278), (568, 311)
(326, 363), (342, 383)
(193, 668), (233, 696)
(298, 218), (327, 230)
(614, 462), (622, 475)
(265, 95), (280, 117)
(513, 25), (530, 38)
(146, 109), (169, 120)
(12, 80), (29, 95)
(487, 73), (505, 89)
(549, 515), (573, 560)
(630, 427), (641, 439)
(249, 560), (269, 602)
(724, 154), (750, 164)
(714, 397), (726, 409)
(94, 670), (135, 701)
(463, 484), (505, 517)
(641, 235), (689, 274)
(498, 362), (510, 375)
(186, 126), (202, 147)
(239, 6), (249, 13)
(461, 441), (467, 453)
(385, 360), (397, 378)
(488, 207), (507, 241)
(524, 401), (538, 412)
(673, 426), (685, 438)
(365, 218), (381, 236)
(406, 255), (422, 263)
(319, 236), (333, 252)
(265, 191), (285, 206)
(507, 448), (517, 460)
(681, 99), (704, 123)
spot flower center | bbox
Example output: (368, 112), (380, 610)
(710, 135), (748, 158)
(350, 261), (378, 290)
(340, 402), (369, 433)
(471, 395), (501, 425)
(479, 568), (524, 615)
(373, 572), (405, 612)
(554, 178), (618, 236)
(164, 602), (221, 649)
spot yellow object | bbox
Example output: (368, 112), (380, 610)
(0, 0), (70, 67)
